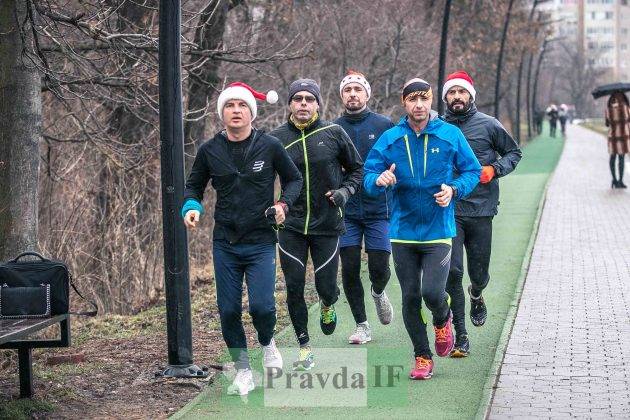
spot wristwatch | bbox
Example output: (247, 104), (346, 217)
(450, 185), (458, 198)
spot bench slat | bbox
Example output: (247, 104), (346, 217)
(0, 315), (68, 345)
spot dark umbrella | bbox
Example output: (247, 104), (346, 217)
(592, 82), (630, 99)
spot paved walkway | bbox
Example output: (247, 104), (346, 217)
(489, 124), (630, 419)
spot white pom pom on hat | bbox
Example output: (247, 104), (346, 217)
(217, 82), (279, 121)
(266, 90), (278, 104)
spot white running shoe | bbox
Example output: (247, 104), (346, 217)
(227, 368), (255, 396)
(263, 338), (283, 370)
(372, 288), (394, 325)
(348, 323), (372, 344)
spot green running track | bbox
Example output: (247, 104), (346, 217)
(174, 132), (563, 420)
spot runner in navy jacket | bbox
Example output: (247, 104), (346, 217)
(334, 71), (395, 346)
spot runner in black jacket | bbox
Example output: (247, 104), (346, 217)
(441, 71), (522, 358)
(182, 82), (302, 396)
(270, 78), (363, 371)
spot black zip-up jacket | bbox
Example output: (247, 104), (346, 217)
(443, 104), (522, 217)
(270, 117), (363, 235)
(184, 129), (302, 244)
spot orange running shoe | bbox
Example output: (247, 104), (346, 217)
(409, 356), (434, 380)
(434, 310), (455, 357)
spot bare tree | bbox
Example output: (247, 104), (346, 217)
(0, 0), (42, 260)
(557, 41), (606, 118)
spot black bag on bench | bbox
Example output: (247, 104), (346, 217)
(0, 252), (97, 318)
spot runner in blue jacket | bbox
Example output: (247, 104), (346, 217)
(363, 78), (481, 380)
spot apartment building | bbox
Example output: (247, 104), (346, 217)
(542, 0), (630, 81)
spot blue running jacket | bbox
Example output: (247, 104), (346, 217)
(363, 113), (481, 243)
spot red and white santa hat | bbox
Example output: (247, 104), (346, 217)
(217, 82), (278, 121)
(442, 70), (476, 102)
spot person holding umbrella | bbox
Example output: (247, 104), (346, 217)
(605, 91), (630, 189)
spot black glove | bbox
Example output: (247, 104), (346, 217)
(326, 188), (349, 208)
(264, 206), (277, 226)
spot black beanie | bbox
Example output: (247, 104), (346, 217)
(288, 78), (322, 106)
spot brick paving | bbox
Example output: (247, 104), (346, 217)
(488, 124), (630, 419)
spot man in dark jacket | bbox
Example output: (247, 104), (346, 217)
(442, 71), (522, 357)
(182, 82), (302, 396)
(334, 71), (395, 345)
(547, 104), (559, 137)
(270, 78), (363, 371)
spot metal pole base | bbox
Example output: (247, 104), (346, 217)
(156, 364), (209, 378)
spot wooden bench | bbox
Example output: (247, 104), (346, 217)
(0, 315), (70, 398)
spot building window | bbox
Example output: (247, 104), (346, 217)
(605, 11), (613, 19)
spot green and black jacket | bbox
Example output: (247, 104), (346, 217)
(270, 117), (364, 236)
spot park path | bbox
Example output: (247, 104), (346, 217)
(488, 124), (630, 419)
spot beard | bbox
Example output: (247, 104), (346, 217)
(344, 99), (365, 112)
(346, 103), (364, 111)
(447, 99), (471, 114)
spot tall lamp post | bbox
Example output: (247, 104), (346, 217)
(157, 0), (207, 378)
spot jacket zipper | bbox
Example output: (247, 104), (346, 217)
(301, 129), (310, 235)
(423, 134), (428, 177)
(403, 134), (414, 177)
(285, 125), (338, 235)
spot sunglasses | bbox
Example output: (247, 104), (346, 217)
(291, 95), (317, 103)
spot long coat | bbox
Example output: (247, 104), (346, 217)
(605, 100), (630, 155)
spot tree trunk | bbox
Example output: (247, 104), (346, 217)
(515, 53), (524, 144)
(494, 0), (515, 119)
(0, 0), (42, 260)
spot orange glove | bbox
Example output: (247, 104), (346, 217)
(479, 165), (495, 184)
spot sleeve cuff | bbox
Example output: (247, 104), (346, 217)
(181, 199), (204, 219)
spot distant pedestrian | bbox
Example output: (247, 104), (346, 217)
(559, 104), (568, 136)
(605, 92), (630, 189)
(547, 104), (559, 138)
(533, 108), (544, 135)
